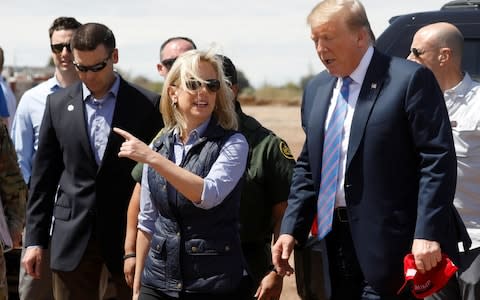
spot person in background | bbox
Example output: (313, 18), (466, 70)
(0, 123), (26, 299)
(408, 22), (480, 300)
(10, 16), (82, 300)
(272, 0), (463, 299)
(11, 17), (81, 185)
(22, 22), (162, 300)
(219, 55), (295, 300)
(123, 36), (194, 287)
(156, 37), (197, 77)
(0, 91), (8, 129)
(0, 47), (17, 132)
(115, 49), (249, 300)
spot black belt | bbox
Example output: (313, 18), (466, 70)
(334, 207), (349, 223)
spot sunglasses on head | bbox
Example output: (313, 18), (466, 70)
(73, 56), (111, 73)
(161, 57), (177, 70)
(186, 79), (221, 93)
(410, 47), (425, 58)
(51, 43), (71, 54)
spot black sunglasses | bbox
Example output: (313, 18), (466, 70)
(51, 43), (71, 54)
(161, 57), (177, 70)
(186, 79), (221, 93)
(73, 56), (111, 73)
(410, 47), (425, 58)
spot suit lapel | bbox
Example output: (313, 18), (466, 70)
(309, 76), (336, 185)
(66, 83), (98, 167)
(97, 78), (129, 171)
(346, 50), (388, 170)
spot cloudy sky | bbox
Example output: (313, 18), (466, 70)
(1, 0), (446, 88)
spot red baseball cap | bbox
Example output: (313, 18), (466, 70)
(397, 253), (458, 298)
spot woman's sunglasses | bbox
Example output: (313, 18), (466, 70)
(185, 79), (221, 93)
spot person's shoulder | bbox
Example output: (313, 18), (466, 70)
(239, 111), (265, 132)
(373, 50), (433, 85)
(257, 131), (294, 159)
(20, 78), (54, 101)
(239, 113), (293, 156)
(46, 81), (81, 104)
(391, 56), (422, 72)
(372, 49), (421, 73)
(120, 77), (158, 100)
(307, 71), (333, 88)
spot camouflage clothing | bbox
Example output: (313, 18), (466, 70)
(0, 123), (27, 298)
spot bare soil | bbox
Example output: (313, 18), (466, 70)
(242, 104), (304, 300)
(242, 105), (304, 158)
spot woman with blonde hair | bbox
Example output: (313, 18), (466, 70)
(114, 49), (249, 300)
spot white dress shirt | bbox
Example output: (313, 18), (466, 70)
(324, 46), (374, 208)
(444, 72), (480, 249)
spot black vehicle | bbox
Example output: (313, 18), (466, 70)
(375, 0), (480, 80)
(295, 2), (480, 300)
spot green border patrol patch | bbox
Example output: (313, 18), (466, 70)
(279, 140), (294, 160)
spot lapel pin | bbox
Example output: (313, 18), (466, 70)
(67, 104), (74, 111)
(371, 83), (377, 89)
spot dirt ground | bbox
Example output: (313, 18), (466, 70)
(242, 104), (304, 300)
(242, 104), (304, 158)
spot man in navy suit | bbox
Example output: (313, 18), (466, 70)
(272, 1), (464, 299)
(22, 23), (162, 300)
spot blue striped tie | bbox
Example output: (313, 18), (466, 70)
(317, 76), (352, 239)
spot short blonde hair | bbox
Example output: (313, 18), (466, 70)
(160, 49), (238, 131)
(307, 0), (375, 43)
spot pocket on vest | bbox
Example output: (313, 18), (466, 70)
(183, 239), (240, 280)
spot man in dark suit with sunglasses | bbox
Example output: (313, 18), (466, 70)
(273, 1), (464, 299)
(22, 22), (162, 300)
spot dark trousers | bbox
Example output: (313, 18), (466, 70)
(326, 210), (416, 300)
(18, 232), (54, 300)
(139, 276), (254, 300)
(52, 238), (131, 300)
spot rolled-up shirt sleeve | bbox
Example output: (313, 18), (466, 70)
(138, 132), (248, 229)
(138, 163), (156, 234)
(197, 133), (248, 210)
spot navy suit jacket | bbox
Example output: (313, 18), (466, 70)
(281, 49), (462, 295)
(25, 77), (163, 274)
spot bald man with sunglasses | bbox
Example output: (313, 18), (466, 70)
(409, 22), (480, 300)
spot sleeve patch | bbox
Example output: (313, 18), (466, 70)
(279, 140), (294, 160)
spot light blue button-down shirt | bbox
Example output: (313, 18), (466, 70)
(0, 75), (18, 132)
(138, 119), (248, 234)
(11, 76), (62, 183)
(82, 75), (119, 165)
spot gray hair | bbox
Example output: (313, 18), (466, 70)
(307, 0), (375, 43)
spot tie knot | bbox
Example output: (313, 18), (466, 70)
(342, 76), (353, 86)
